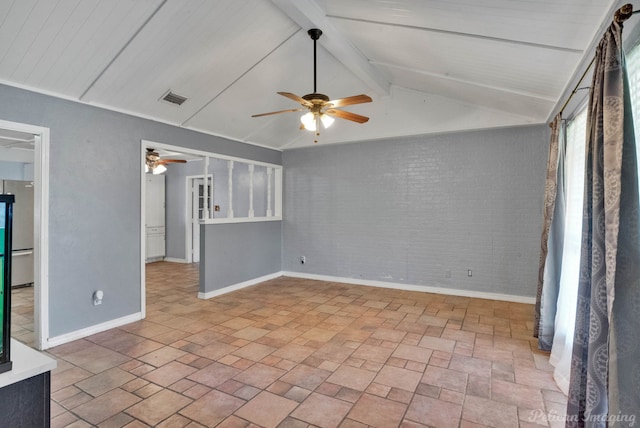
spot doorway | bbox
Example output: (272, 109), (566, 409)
(0, 119), (50, 350)
(140, 140), (205, 317)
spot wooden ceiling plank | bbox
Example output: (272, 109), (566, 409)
(0, 0), (39, 69)
(26, 0), (101, 87)
(11, 0), (83, 82)
(79, 0), (168, 100)
(82, 0), (300, 128)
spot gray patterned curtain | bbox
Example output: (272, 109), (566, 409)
(534, 114), (566, 351)
(567, 16), (640, 427)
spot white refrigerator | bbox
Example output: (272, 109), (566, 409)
(2, 180), (34, 287)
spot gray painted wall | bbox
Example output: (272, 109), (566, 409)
(0, 161), (24, 180)
(0, 83), (281, 337)
(0, 161), (30, 180)
(200, 221), (282, 293)
(282, 125), (549, 298)
(23, 162), (34, 180)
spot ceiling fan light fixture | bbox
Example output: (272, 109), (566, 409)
(321, 114), (334, 128)
(300, 111), (316, 131)
(301, 112), (334, 132)
(152, 164), (167, 175)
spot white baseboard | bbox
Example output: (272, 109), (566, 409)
(46, 313), (143, 349)
(163, 257), (189, 264)
(281, 271), (536, 304)
(198, 272), (283, 300)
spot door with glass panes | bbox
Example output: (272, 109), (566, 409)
(190, 177), (212, 263)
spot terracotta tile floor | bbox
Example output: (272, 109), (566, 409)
(11, 284), (35, 346)
(31, 262), (570, 427)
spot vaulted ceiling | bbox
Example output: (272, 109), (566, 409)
(0, 0), (617, 150)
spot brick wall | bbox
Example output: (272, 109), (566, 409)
(282, 124), (549, 298)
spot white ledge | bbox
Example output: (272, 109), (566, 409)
(201, 217), (282, 225)
(0, 339), (57, 388)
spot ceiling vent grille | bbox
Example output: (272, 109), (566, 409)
(160, 90), (188, 106)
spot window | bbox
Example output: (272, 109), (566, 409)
(626, 43), (640, 179)
(549, 107), (587, 392)
(549, 39), (640, 392)
(200, 156), (282, 223)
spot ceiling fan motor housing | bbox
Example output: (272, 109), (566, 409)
(302, 93), (330, 113)
(146, 150), (159, 160)
(302, 93), (329, 101)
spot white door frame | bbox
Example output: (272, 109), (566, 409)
(185, 174), (213, 264)
(0, 119), (50, 350)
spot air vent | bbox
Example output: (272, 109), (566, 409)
(160, 90), (188, 106)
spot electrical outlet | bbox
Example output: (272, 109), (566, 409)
(93, 290), (104, 306)
(299, 256), (306, 264)
(467, 269), (473, 277)
(445, 270), (451, 278)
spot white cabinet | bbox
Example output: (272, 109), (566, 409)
(145, 175), (165, 261)
(146, 226), (165, 260)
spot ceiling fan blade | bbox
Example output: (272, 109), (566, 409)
(277, 92), (313, 107)
(252, 108), (303, 118)
(158, 159), (187, 165)
(326, 109), (369, 124)
(327, 94), (372, 108)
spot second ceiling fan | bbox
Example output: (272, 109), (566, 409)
(252, 28), (372, 143)
(145, 148), (186, 174)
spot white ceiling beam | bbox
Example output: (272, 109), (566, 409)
(271, 0), (391, 96)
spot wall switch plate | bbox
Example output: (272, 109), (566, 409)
(467, 269), (472, 277)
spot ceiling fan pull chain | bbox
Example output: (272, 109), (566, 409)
(315, 114), (321, 143)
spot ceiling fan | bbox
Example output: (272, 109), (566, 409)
(145, 148), (186, 174)
(252, 28), (372, 143)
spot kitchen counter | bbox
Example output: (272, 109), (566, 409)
(0, 339), (57, 427)
(0, 339), (56, 388)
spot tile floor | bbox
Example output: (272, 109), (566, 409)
(11, 284), (35, 346)
(18, 262), (568, 427)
